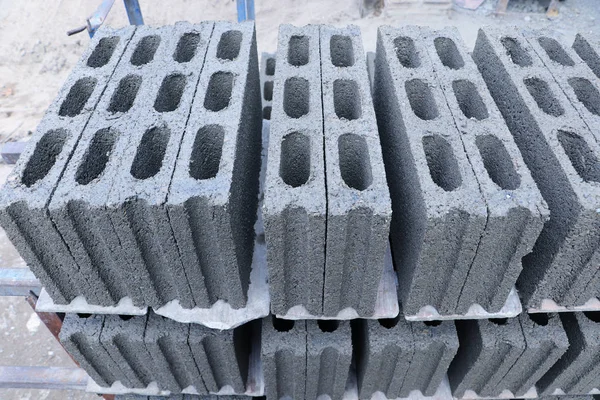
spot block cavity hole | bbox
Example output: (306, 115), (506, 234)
(568, 77), (600, 116)
(154, 73), (186, 112)
(501, 37), (532, 67)
(189, 125), (224, 180)
(217, 30), (243, 60)
(330, 35), (355, 67)
(424, 320), (442, 327)
(529, 313), (549, 326)
(557, 130), (600, 183)
(263, 106), (271, 120)
(338, 133), (372, 191)
(76, 128), (118, 185)
(59, 77), (97, 117)
(283, 77), (309, 118)
(476, 135), (520, 190)
(538, 37), (575, 66)
(524, 77), (564, 117)
(334, 79), (362, 120)
(264, 81), (273, 101)
(174, 32), (201, 63)
(584, 311), (600, 323)
(434, 37), (464, 70)
(204, 71), (234, 112)
(318, 320), (339, 332)
(452, 80), (488, 120)
(422, 135), (462, 191)
(280, 132), (310, 187)
(108, 74), (142, 113)
(288, 35), (309, 66)
(574, 34), (600, 79)
(87, 36), (120, 68)
(405, 79), (439, 120)
(21, 129), (69, 187)
(378, 315), (400, 329)
(272, 316), (294, 332)
(131, 35), (161, 66)
(130, 126), (170, 180)
(266, 58), (276, 75)
(394, 36), (420, 68)
(490, 318), (508, 325)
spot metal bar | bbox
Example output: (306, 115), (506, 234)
(0, 366), (88, 390)
(88, 0), (116, 37)
(237, 0), (247, 22)
(26, 293), (65, 342)
(246, 0), (255, 21)
(123, 0), (144, 25)
(0, 268), (40, 296)
(495, 0), (509, 14)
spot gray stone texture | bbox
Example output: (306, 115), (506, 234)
(260, 52), (275, 120)
(0, 26), (135, 304)
(167, 21), (262, 309)
(373, 25), (488, 316)
(320, 25), (391, 317)
(263, 25), (326, 316)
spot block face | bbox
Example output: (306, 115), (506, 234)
(167, 21), (262, 309)
(473, 28), (600, 309)
(260, 52), (275, 120)
(0, 26), (136, 304)
(263, 24), (326, 316)
(373, 25), (487, 316)
(420, 26), (547, 313)
(260, 317), (307, 400)
(305, 320), (352, 400)
(320, 25), (392, 317)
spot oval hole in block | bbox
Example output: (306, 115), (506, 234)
(173, 32), (201, 63)
(204, 71), (234, 112)
(529, 313), (549, 326)
(452, 80), (489, 120)
(338, 133), (372, 191)
(87, 36), (120, 68)
(334, 79), (362, 120)
(434, 37), (464, 69)
(189, 125), (224, 180)
(288, 35), (309, 66)
(501, 37), (532, 67)
(108, 74), (142, 113)
(131, 35), (161, 66)
(330, 35), (355, 67)
(76, 128), (118, 185)
(318, 320), (339, 332)
(378, 316), (400, 329)
(568, 77), (600, 116)
(538, 37), (575, 66)
(272, 315), (294, 332)
(22, 129), (69, 187)
(217, 30), (243, 60)
(422, 135), (462, 191)
(59, 77), (97, 117)
(154, 73), (187, 113)
(264, 81), (273, 101)
(130, 126), (170, 180)
(524, 77), (564, 117)
(476, 135), (520, 190)
(394, 36), (420, 68)
(280, 132), (310, 187)
(490, 318), (508, 325)
(283, 77), (309, 118)
(266, 58), (276, 75)
(405, 79), (439, 120)
(557, 130), (600, 183)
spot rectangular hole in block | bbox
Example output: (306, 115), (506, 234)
(434, 37), (464, 70)
(154, 73), (186, 112)
(264, 81), (273, 101)
(189, 125), (224, 180)
(557, 130), (600, 183)
(568, 77), (600, 116)
(330, 35), (355, 67)
(538, 37), (575, 66)
(288, 35), (309, 66)
(263, 106), (271, 120)
(266, 58), (276, 75)
(422, 135), (462, 191)
(500, 37), (532, 67)
(452, 80), (489, 120)
(76, 128), (118, 185)
(173, 32), (201, 63)
(87, 36), (120, 68)
(524, 77), (564, 117)
(217, 30), (243, 60)
(333, 79), (362, 120)
(204, 71), (234, 112)
(108, 74), (142, 113)
(130, 35), (161, 66)
(130, 126), (170, 180)
(21, 129), (69, 187)
(394, 36), (420, 68)
(59, 77), (97, 117)
(284, 77), (309, 118)
(280, 132), (310, 187)
(475, 135), (521, 190)
(405, 79), (439, 120)
(338, 133), (372, 191)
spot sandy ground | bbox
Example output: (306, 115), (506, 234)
(0, 0), (599, 399)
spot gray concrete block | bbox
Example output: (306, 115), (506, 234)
(0, 26), (135, 304)
(473, 27), (600, 309)
(420, 26), (547, 314)
(320, 25), (391, 317)
(448, 317), (526, 397)
(261, 316), (306, 400)
(260, 52), (275, 120)
(537, 312), (600, 395)
(263, 24), (326, 316)
(305, 320), (352, 400)
(188, 319), (252, 393)
(373, 25), (487, 316)
(167, 21), (262, 309)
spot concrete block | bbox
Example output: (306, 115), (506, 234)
(537, 312), (600, 395)
(263, 25), (326, 316)
(448, 318), (526, 397)
(373, 25), (487, 316)
(305, 320), (352, 400)
(260, 52), (275, 120)
(420, 26), (547, 314)
(0, 26), (135, 304)
(261, 316), (306, 400)
(473, 27), (600, 309)
(167, 21), (262, 309)
(320, 25), (391, 317)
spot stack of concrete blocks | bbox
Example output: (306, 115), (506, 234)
(59, 312), (252, 394)
(473, 27), (600, 311)
(263, 24), (391, 318)
(260, 53), (275, 120)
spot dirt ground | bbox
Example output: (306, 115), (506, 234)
(0, 0), (599, 399)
